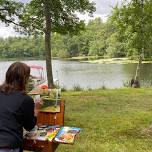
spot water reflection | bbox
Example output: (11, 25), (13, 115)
(0, 60), (152, 89)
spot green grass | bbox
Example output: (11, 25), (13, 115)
(56, 88), (152, 152)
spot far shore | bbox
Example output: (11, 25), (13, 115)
(1, 56), (152, 64)
(70, 57), (152, 64)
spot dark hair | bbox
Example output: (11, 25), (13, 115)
(0, 62), (30, 93)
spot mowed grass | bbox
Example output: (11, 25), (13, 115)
(56, 88), (152, 152)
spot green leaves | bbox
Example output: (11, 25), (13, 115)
(110, 0), (152, 59)
(0, 0), (23, 25)
(19, 0), (95, 35)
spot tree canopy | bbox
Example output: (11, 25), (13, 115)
(1, 0), (152, 63)
(19, 0), (95, 35)
(110, 0), (152, 59)
(18, 0), (96, 88)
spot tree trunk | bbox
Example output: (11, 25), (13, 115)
(130, 56), (141, 88)
(132, 55), (142, 88)
(44, 0), (54, 88)
(134, 55), (142, 81)
(131, 0), (144, 88)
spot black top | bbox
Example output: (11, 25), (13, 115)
(0, 91), (36, 148)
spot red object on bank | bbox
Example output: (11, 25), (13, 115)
(40, 84), (48, 89)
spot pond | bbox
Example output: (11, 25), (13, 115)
(0, 60), (152, 89)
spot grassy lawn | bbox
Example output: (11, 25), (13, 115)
(56, 88), (152, 152)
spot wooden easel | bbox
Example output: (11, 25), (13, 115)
(23, 100), (65, 152)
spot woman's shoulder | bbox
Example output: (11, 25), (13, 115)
(21, 93), (34, 107)
(15, 91), (34, 103)
(23, 93), (33, 102)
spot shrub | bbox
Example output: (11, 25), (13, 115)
(73, 84), (83, 91)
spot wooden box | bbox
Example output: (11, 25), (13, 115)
(24, 100), (65, 152)
(37, 100), (65, 125)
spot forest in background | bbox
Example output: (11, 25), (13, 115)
(0, 0), (152, 60)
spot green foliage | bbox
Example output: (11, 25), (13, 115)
(1, 0), (152, 60)
(123, 80), (131, 87)
(106, 33), (126, 58)
(110, 0), (152, 59)
(19, 0), (96, 35)
(52, 33), (69, 58)
(100, 84), (107, 90)
(60, 86), (67, 92)
(87, 18), (106, 56)
(73, 84), (84, 91)
(0, 36), (44, 59)
(0, 0), (23, 25)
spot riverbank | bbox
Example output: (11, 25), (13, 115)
(81, 57), (152, 64)
(57, 88), (152, 152)
(1, 56), (152, 64)
(70, 56), (152, 64)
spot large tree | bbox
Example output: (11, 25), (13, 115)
(111, 0), (152, 87)
(19, 0), (95, 88)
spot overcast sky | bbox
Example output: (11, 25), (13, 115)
(0, 0), (122, 38)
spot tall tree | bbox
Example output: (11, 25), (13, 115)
(19, 0), (95, 88)
(87, 18), (106, 56)
(111, 0), (152, 57)
(111, 0), (152, 87)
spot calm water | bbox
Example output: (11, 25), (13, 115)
(0, 60), (152, 89)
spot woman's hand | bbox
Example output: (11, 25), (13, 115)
(34, 99), (43, 116)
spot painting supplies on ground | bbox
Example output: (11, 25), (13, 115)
(45, 126), (61, 141)
(37, 125), (60, 141)
(24, 125), (81, 144)
(24, 125), (60, 141)
(54, 126), (81, 144)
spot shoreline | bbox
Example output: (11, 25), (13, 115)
(80, 58), (152, 64)
(1, 57), (152, 64)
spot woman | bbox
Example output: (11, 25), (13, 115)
(0, 62), (40, 152)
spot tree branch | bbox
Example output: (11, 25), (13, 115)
(0, 8), (8, 11)
(1, 18), (19, 26)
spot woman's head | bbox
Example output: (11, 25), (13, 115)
(0, 62), (30, 93)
